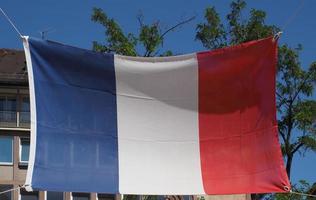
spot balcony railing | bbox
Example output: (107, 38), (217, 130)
(0, 111), (30, 128)
(19, 111), (31, 128)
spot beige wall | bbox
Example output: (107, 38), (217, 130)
(0, 130), (28, 200)
(0, 166), (13, 181)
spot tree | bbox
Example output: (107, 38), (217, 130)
(195, 0), (316, 181)
(91, 8), (195, 57)
(277, 45), (316, 178)
(195, 0), (279, 49)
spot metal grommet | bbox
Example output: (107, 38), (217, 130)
(273, 31), (283, 42)
(284, 185), (290, 191)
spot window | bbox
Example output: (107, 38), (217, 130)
(21, 97), (30, 112)
(19, 96), (30, 127)
(20, 189), (38, 200)
(72, 193), (90, 200)
(97, 194), (115, 200)
(0, 96), (17, 127)
(0, 136), (13, 164)
(47, 191), (64, 200)
(0, 96), (5, 111)
(0, 96), (17, 111)
(20, 137), (30, 164)
(0, 185), (13, 200)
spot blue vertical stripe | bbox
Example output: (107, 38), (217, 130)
(28, 38), (119, 193)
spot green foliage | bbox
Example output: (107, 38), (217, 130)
(277, 44), (316, 177)
(123, 195), (138, 200)
(160, 50), (173, 57)
(196, 0), (279, 50)
(139, 23), (163, 57)
(196, 7), (227, 49)
(123, 195), (159, 200)
(91, 8), (194, 57)
(226, 0), (247, 44)
(294, 101), (316, 132)
(91, 8), (137, 56)
(299, 135), (316, 152)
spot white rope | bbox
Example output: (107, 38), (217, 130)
(0, 185), (25, 195)
(290, 190), (316, 198)
(281, 0), (305, 31)
(0, 7), (23, 37)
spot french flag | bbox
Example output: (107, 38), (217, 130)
(23, 36), (290, 195)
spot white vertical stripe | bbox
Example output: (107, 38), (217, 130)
(115, 54), (204, 195)
(22, 36), (37, 191)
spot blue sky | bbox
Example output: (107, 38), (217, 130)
(1, 0), (315, 185)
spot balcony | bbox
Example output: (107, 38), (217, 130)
(0, 111), (30, 129)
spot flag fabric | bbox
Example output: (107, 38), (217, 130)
(23, 36), (290, 195)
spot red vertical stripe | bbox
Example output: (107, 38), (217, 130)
(197, 37), (290, 194)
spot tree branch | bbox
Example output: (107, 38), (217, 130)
(291, 142), (304, 154)
(286, 100), (294, 146)
(137, 13), (144, 28)
(276, 91), (288, 109)
(279, 129), (286, 144)
(160, 16), (196, 39)
(292, 73), (313, 102)
(152, 16), (196, 57)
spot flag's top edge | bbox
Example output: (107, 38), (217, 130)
(198, 36), (274, 57)
(115, 53), (197, 62)
(25, 36), (274, 62)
